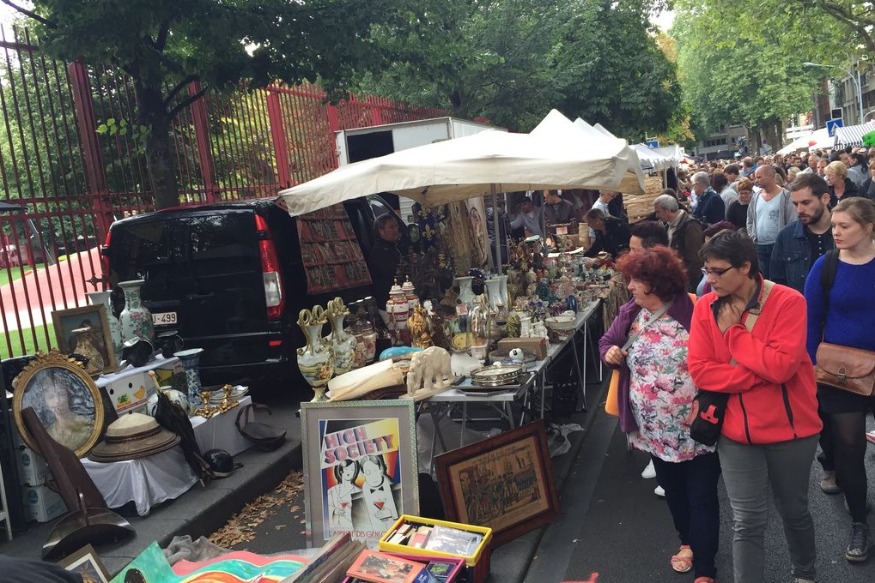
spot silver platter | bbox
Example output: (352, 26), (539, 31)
(470, 364), (523, 387)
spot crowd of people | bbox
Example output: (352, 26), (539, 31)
(592, 145), (875, 583)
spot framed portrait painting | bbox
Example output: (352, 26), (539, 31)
(52, 305), (115, 376)
(12, 350), (104, 458)
(434, 419), (560, 547)
(59, 544), (111, 583)
(301, 400), (419, 548)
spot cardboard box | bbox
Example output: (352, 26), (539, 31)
(379, 515), (492, 583)
(22, 484), (66, 523)
(15, 444), (49, 487)
(497, 337), (548, 360)
(98, 356), (182, 414)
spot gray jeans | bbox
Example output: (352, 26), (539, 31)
(718, 435), (818, 583)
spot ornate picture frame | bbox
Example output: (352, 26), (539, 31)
(51, 304), (115, 377)
(434, 419), (560, 547)
(59, 543), (111, 583)
(12, 350), (105, 458)
(300, 399), (419, 548)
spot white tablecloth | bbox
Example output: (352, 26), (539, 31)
(191, 395), (252, 456)
(82, 445), (197, 516)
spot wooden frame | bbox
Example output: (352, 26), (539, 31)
(51, 305), (115, 376)
(12, 350), (105, 458)
(58, 543), (110, 583)
(301, 400), (419, 549)
(434, 419), (560, 547)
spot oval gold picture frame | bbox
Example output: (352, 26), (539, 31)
(12, 350), (105, 458)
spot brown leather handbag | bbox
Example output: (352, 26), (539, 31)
(815, 342), (875, 396)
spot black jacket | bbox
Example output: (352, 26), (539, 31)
(367, 236), (401, 309)
(828, 177), (861, 208)
(584, 216), (631, 258)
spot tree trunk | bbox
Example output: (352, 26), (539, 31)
(135, 82), (180, 210)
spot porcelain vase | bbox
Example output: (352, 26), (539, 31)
(297, 307), (334, 402)
(456, 276), (476, 309)
(327, 298), (356, 377)
(118, 279), (154, 343)
(87, 290), (123, 360)
(485, 277), (503, 312)
(173, 347), (205, 410)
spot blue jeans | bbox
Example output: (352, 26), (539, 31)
(718, 435), (818, 583)
(756, 243), (774, 279)
(652, 452), (721, 579)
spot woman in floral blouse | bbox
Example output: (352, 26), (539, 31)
(600, 246), (720, 583)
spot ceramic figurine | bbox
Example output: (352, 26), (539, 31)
(407, 305), (433, 349)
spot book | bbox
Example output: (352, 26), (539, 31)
(422, 525), (483, 557)
(346, 550), (426, 583)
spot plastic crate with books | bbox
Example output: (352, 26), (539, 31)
(378, 515), (492, 583)
(342, 549), (465, 583)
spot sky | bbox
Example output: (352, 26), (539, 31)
(652, 9), (676, 32)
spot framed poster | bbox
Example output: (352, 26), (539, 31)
(59, 544), (111, 583)
(12, 350), (105, 458)
(51, 305), (115, 376)
(301, 400), (418, 548)
(434, 419), (560, 547)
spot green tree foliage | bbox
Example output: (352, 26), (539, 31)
(673, 0), (850, 144)
(358, 0), (682, 139)
(7, 0), (414, 208)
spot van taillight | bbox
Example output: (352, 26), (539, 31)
(100, 229), (112, 285)
(255, 215), (284, 320)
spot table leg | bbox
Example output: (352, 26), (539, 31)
(571, 329), (587, 412)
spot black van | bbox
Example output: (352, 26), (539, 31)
(102, 195), (406, 386)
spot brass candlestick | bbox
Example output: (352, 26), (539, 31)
(218, 383), (239, 413)
(194, 389), (217, 418)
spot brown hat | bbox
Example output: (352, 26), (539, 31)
(89, 413), (179, 462)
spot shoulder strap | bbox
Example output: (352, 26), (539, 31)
(742, 280), (775, 331)
(621, 300), (673, 351)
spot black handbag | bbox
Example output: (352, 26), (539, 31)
(235, 403), (287, 452)
(689, 391), (730, 446)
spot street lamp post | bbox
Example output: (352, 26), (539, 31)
(804, 61), (864, 125)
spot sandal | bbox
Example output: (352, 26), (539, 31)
(670, 545), (693, 573)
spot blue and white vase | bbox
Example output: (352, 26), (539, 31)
(173, 348), (205, 411)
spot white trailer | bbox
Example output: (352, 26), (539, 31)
(335, 117), (504, 222)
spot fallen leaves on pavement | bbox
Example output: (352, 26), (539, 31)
(209, 469), (304, 548)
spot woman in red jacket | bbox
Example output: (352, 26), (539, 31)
(688, 230), (822, 583)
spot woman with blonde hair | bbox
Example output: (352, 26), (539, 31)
(825, 161), (861, 207)
(804, 197), (875, 561)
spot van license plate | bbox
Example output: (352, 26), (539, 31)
(152, 312), (177, 325)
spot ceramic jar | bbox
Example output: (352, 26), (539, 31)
(401, 276), (419, 310)
(173, 347), (205, 410)
(296, 306), (334, 402)
(87, 290), (123, 359)
(386, 281), (409, 331)
(71, 327), (105, 375)
(326, 298), (356, 377)
(118, 279), (154, 343)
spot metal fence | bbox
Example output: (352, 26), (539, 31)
(0, 26), (446, 358)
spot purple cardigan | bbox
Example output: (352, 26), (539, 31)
(599, 292), (695, 433)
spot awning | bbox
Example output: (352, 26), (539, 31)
(632, 143), (673, 172)
(833, 121), (875, 149)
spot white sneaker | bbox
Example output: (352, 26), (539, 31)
(641, 459), (656, 479)
(866, 430), (875, 445)
(654, 485), (665, 497)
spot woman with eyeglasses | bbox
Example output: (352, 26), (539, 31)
(687, 230), (822, 583)
(600, 246), (720, 583)
(725, 177), (753, 232)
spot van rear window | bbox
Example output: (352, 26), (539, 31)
(109, 212), (258, 282)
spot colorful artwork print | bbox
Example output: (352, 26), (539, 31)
(110, 542), (305, 583)
(319, 417), (402, 542)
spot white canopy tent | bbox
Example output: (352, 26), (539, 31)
(279, 112), (644, 217)
(632, 143), (673, 172)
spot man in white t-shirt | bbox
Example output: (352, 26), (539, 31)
(747, 165), (797, 278)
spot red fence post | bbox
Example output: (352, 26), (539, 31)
(68, 60), (113, 240)
(188, 80), (218, 203)
(266, 89), (292, 188)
